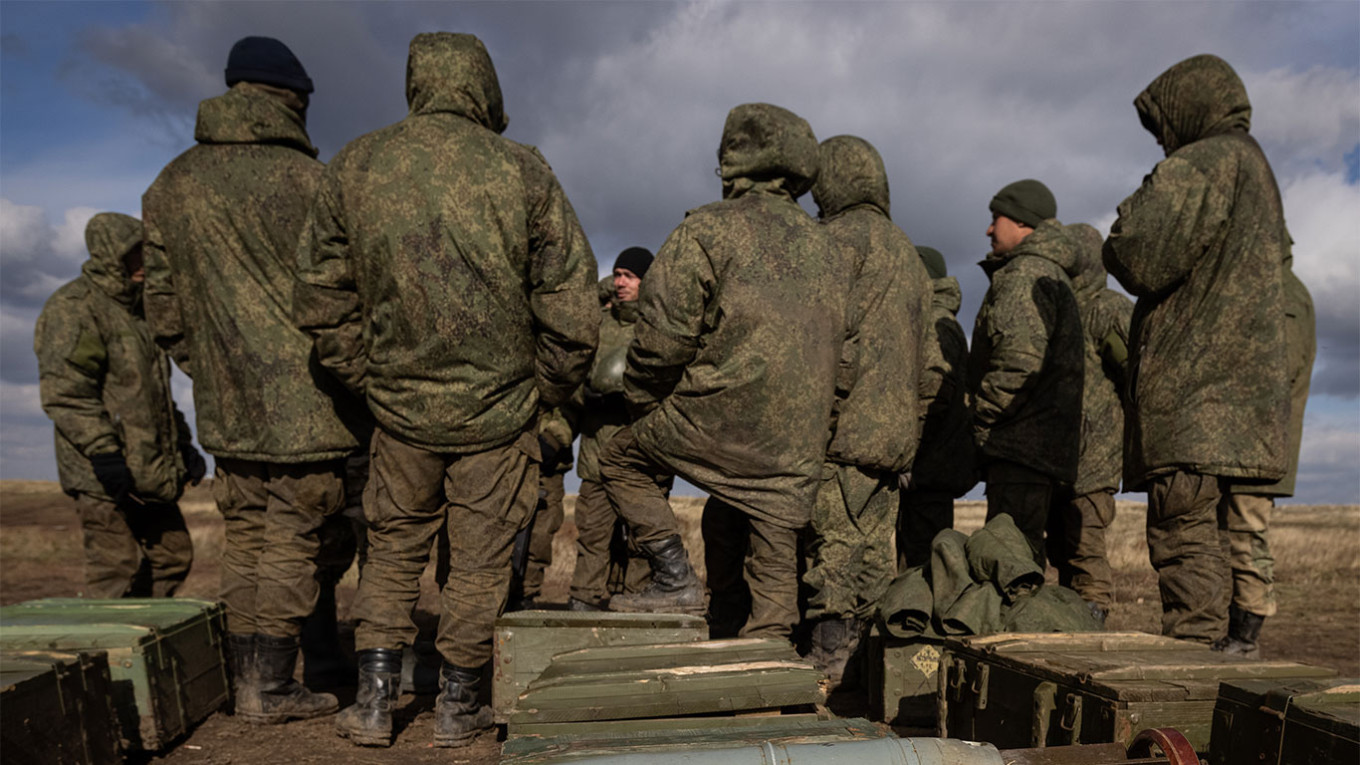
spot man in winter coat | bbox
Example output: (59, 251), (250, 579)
(899, 247), (976, 569)
(143, 36), (369, 723)
(968, 179), (1084, 566)
(294, 33), (598, 748)
(36, 213), (203, 600)
(804, 135), (931, 682)
(1050, 223), (1133, 623)
(1104, 54), (1290, 644)
(599, 103), (848, 643)
(1215, 250), (1314, 657)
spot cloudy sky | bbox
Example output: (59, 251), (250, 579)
(2, 1), (1357, 504)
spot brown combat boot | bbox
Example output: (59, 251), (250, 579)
(608, 535), (706, 615)
(239, 634), (339, 724)
(433, 663), (493, 747)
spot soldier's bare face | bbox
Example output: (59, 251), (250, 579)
(613, 267), (641, 302)
(987, 214), (1032, 257)
(123, 245), (146, 283)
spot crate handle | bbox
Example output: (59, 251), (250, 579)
(972, 663), (989, 710)
(1059, 692), (1083, 744)
(1032, 681), (1057, 746)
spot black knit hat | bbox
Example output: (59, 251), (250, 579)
(225, 36), (314, 94)
(989, 179), (1056, 229)
(917, 246), (947, 280)
(613, 247), (654, 279)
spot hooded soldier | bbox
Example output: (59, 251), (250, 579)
(1104, 54), (1289, 644)
(968, 179), (1084, 566)
(35, 212), (203, 600)
(804, 135), (932, 683)
(598, 103), (849, 644)
(142, 35), (369, 724)
(294, 33), (598, 748)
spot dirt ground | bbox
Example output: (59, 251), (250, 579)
(1, 480), (1356, 764)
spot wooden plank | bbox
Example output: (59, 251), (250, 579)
(532, 639), (797, 684)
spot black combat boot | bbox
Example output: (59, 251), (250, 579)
(433, 663), (493, 748)
(807, 617), (861, 686)
(1087, 601), (1109, 627)
(226, 632), (256, 714)
(608, 535), (706, 615)
(302, 581), (354, 689)
(1213, 604), (1264, 659)
(335, 648), (402, 747)
(239, 634), (339, 724)
(567, 596), (604, 612)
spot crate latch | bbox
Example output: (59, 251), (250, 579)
(972, 663), (989, 710)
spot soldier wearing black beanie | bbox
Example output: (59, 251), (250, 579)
(613, 246), (653, 279)
(225, 36), (314, 94)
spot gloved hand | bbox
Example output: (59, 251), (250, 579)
(181, 444), (207, 487)
(90, 452), (135, 503)
(538, 433), (562, 472)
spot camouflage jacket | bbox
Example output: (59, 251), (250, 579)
(812, 135), (931, 474)
(1104, 54), (1289, 488)
(576, 300), (638, 483)
(909, 276), (978, 497)
(36, 213), (193, 502)
(1068, 224), (1134, 495)
(968, 219), (1084, 483)
(142, 82), (368, 463)
(295, 33), (598, 452)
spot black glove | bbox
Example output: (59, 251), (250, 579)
(537, 433), (562, 472)
(90, 453), (135, 503)
(181, 445), (207, 487)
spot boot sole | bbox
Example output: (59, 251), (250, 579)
(239, 705), (339, 725)
(336, 728), (393, 747)
(433, 728), (489, 748)
(609, 603), (707, 616)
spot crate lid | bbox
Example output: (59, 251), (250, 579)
(496, 610), (707, 630)
(0, 598), (219, 633)
(0, 622), (155, 651)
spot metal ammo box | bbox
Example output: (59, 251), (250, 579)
(865, 624), (945, 729)
(938, 631), (1335, 752)
(0, 649), (121, 765)
(1209, 676), (1359, 764)
(0, 598), (229, 751)
(493, 610), (708, 723)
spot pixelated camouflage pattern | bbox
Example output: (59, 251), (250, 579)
(36, 213), (193, 502)
(968, 219), (1084, 483)
(812, 135), (931, 473)
(804, 461), (898, 621)
(910, 274), (977, 497)
(142, 83), (367, 462)
(576, 301), (638, 482)
(626, 103), (847, 529)
(1105, 54), (1288, 489)
(1068, 223), (1133, 496)
(295, 33), (598, 452)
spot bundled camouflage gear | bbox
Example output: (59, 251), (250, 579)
(36, 213), (196, 502)
(1104, 54), (1289, 488)
(909, 273), (977, 497)
(142, 82), (367, 461)
(294, 33), (598, 452)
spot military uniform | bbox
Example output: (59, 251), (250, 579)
(516, 407), (576, 607)
(35, 213), (197, 599)
(1104, 55), (1290, 643)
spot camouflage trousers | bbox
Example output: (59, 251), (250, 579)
(984, 460), (1066, 568)
(212, 458), (346, 638)
(1046, 490), (1117, 608)
(1147, 470), (1227, 644)
(72, 492), (193, 599)
(352, 427), (538, 669)
(897, 488), (954, 570)
(569, 478), (651, 607)
(701, 497), (800, 641)
(804, 463), (897, 622)
(521, 471), (566, 602)
(1216, 493), (1276, 618)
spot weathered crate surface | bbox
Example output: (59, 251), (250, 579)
(1, 650), (121, 765)
(0, 598), (229, 751)
(940, 631), (1336, 752)
(494, 610), (708, 723)
(510, 638), (823, 726)
(1210, 676), (1360, 765)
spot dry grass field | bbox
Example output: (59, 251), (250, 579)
(1, 480), (1356, 763)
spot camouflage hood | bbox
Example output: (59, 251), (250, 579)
(933, 275), (962, 315)
(718, 103), (818, 199)
(983, 218), (1079, 279)
(81, 212), (141, 307)
(812, 135), (891, 219)
(1136, 54), (1251, 156)
(194, 82), (317, 157)
(1065, 222), (1107, 300)
(406, 32), (508, 133)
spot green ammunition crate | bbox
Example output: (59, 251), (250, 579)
(865, 624), (945, 729)
(0, 650), (121, 765)
(1209, 676), (1359, 765)
(493, 610), (707, 723)
(0, 598), (229, 751)
(938, 631), (1335, 752)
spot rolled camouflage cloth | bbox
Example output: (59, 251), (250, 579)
(878, 566), (934, 639)
(1003, 585), (1105, 632)
(966, 512), (1045, 602)
(940, 583), (1006, 636)
(927, 529), (973, 620)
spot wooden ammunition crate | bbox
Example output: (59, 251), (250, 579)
(865, 625), (944, 729)
(938, 631), (1335, 752)
(1210, 676), (1359, 764)
(0, 650), (121, 765)
(0, 598), (229, 751)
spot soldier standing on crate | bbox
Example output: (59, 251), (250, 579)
(142, 37), (371, 723)
(294, 33), (598, 748)
(1103, 54), (1290, 645)
(35, 212), (204, 600)
(803, 135), (932, 684)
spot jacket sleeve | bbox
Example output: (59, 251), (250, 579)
(520, 149), (599, 409)
(34, 299), (121, 457)
(1103, 155), (1231, 298)
(971, 269), (1051, 444)
(623, 224), (712, 415)
(294, 167), (369, 397)
(141, 202), (192, 375)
